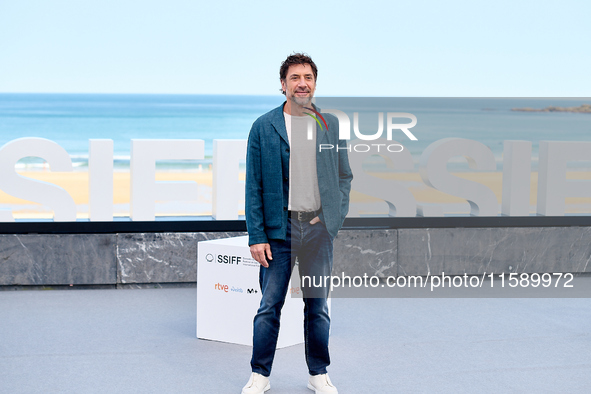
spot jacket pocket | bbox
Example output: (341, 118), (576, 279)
(262, 192), (282, 229)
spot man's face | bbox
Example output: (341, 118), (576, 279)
(281, 63), (316, 107)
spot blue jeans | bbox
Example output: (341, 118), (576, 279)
(250, 217), (334, 377)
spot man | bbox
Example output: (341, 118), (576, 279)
(242, 53), (352, 394)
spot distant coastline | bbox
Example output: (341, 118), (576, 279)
(512, 104), (591, 113)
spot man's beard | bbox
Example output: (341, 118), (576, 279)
(289, 93), (313, 107)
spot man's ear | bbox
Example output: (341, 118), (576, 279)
(280, 79), (286, 94)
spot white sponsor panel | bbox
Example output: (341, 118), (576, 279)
(197, 236), (306, 348)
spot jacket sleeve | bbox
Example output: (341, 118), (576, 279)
(337, 130), (353, 229)
(245, 121), (269, 245)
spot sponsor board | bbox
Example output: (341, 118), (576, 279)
(196, 235), (307, 348)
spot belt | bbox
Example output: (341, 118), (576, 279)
(288, 209), (321, 222)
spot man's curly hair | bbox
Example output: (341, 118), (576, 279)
(279, 53), (318, 95)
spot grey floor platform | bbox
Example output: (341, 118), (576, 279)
(1, 288), (591, 393)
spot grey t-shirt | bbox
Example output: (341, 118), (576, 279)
(284, 112), (321, 212)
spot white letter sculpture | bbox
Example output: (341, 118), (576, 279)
(0, 137), (76, 221)
(130, 139), (204, 221)
(89, 139), (114, 221)
(212, 139), (246, 220)
(348, 138), (417, 217)
(502, 140), (532, 216)
(419, 138), (497, 216)
(537, 141), (591, 216)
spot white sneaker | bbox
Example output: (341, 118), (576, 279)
(241, 372), (270, 394)
(308, 373), (338, 393)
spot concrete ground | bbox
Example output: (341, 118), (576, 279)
(1, 287), (591, 393)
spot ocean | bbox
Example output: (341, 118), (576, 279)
(0, 94), (284, 170)
(0, 94), (590, 171)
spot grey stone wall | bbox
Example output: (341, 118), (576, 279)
(1, 227), (590, 286)
(397, 227), (591, 276)
(0, 232), (245, 286)
(0, 234), (117, 285)
(116, 232), (245, 283)
(332, 230), (397, 278)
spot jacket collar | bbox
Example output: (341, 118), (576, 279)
(270, 102), (289, 145)
(270, 101), (327, 145)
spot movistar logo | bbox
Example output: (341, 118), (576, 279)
(303, 107), (328, 131)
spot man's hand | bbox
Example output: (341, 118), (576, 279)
(309, 216), (321, 225)
(250, 243), (272, 268)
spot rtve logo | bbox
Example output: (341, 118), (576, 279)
(214, 282), (245, 294)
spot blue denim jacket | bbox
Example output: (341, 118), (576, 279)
(245, 102), (353, 245)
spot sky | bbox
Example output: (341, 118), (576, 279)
(1, 0), (590, 96)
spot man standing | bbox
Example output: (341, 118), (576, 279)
(242, 53), (352, 394)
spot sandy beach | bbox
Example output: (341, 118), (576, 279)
(1, 170), (590, 219)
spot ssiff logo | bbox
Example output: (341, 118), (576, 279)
(217, 254), (242, 265)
